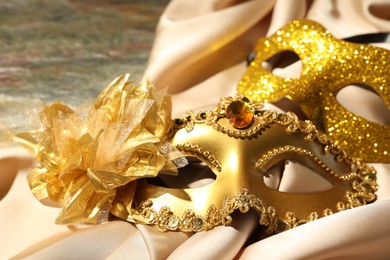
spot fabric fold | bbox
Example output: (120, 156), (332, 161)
(2, 0), (390, 259)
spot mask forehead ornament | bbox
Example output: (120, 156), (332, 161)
(126, 95), (377, 233)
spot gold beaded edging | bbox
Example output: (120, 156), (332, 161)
(256, 145), (357, 181)
(137, 95), (378, 234)
(136, 173), (376, 234)
(176, 143), (222, 172)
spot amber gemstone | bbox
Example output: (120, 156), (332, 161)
(226, 100), (254, 129)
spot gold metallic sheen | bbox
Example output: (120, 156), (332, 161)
(238, 19), (390, 162)
(176, 143), (222, 172)
(128, 94), (377, 233)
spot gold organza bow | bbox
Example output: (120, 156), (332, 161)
(15, 74), (184, 225)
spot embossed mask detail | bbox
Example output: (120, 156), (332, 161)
(113, 95), (378, 234)
(237, 19), (390, 162)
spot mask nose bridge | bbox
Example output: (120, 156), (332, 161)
(217, 136), (262, 192)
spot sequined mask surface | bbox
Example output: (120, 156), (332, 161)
(122, 96), (377, 234)
(238, 19), (390, 162)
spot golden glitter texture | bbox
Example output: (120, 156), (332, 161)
(238, 19), (390, 162)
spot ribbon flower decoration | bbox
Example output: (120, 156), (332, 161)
(15, 74), (186, 225)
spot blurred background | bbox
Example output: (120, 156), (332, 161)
(0, 0), (169, 146)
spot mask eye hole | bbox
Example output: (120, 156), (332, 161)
(261, 50), (302, 79)
(262, 160), (334, 193)
(272, 97), (309, 120)
(335, 83), (390, 126)
(147, 156), (216, 189)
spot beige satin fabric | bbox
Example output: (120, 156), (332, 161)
(2, 0), (390, 259)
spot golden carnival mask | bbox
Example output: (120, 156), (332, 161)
(238, 19), (390, 162)
(16, 75), (377, 234)
(124, 95), (377, 233)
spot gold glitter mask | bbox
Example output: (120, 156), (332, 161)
(121, 96), (377, 234)
(238, 19), (390, 162)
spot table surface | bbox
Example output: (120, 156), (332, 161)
(0, 0), (168, 147)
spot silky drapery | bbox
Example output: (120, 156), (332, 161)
(1, 0), (390, 259)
